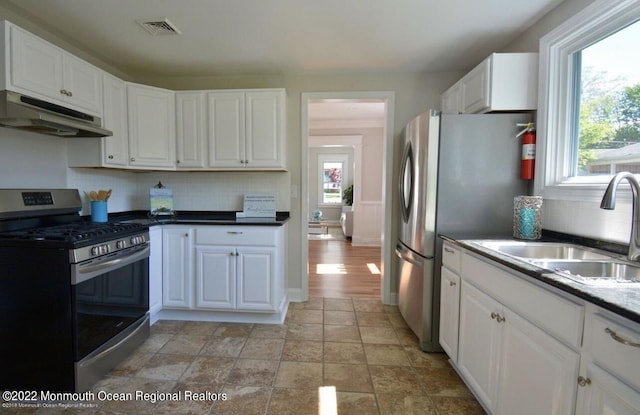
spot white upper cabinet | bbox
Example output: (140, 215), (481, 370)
(208, 89), (285, 170)
(208, 91), (245, 168)
(441, 53), (538, 114)
(176, 91), (207, 169)
(127, 83), (176, 169)
(101, 73), (129, 166)
(2, 21), (102, 115)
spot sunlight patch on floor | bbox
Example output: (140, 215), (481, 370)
(318, 386), (337, 415)
(367, 263), (381, 274)
(316, 263), (347, 274)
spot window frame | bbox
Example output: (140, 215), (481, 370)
(317, 153), (350, 207)
(536, 0), (640, 203)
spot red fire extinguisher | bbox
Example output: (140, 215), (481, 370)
(517, 123), (536, 180)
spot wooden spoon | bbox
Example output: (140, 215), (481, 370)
(105, 189), (112, 201)
(98, 190), (108, 201)
(89, 191), (98, 201)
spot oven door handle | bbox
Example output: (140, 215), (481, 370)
(71, 244), (150, 285)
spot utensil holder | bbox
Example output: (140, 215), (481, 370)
(91, 200), (108, 223)
(513, 196), (542, 240)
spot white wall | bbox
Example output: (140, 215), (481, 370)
(0, 127), (67, 188)
(502, 0), (633, 245)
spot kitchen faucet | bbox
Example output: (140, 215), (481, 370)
(600, 171), (640, 261)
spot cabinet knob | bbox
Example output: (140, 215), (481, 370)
(244, 160), (249, 164)
(176, 160), (181, 164)
(240, 160), (245, 164)
(67, 91), (73, 97)
(108, 155), (114, 159)
(577, 376), (591, 387)
(449, 281), (456, 286)
(130, 157), (136, 162)
(490, 312), (505, 323)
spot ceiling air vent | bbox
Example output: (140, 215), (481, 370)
(137, 18), (182, 36)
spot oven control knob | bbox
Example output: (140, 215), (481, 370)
(131, 236), (137, 245)
(91, 246), (99, 256)
(116, 240), (126, 249)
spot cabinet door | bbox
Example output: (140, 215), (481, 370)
(62, 53), (102, 115)
(102, 73), (129, 166)
(236, 247), (277, 311)
(439, 266), (460, 361)
(195, 246), (236, 309)
(9, 24), (64, 102)
(441, 83), (461, 114)
(577, 363), (640, 415)
(176, 92), (207, 169)
(207, 91), (245, 168)
(458, 281), (502, 411)
(128, 83), (176, 168)
(461, 58), (491, 114)
(497, 309), (579, 415)
(148, 227), (163, 321)
(162, 227), (192, 308)
(245, 90), (285, 168)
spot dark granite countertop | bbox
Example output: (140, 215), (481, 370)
(102, 210), (290, 227)
(440, 233), (640, 325)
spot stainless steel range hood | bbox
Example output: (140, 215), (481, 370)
(0, 90), (112, 137)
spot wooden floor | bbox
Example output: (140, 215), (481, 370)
(308, 239), (382, 298)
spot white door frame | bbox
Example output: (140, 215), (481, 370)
(300, 91), (396, 304)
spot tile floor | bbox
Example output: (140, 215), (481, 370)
(2, 297), (485, 414)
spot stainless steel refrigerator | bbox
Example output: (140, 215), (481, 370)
(396, 110), (530, 352)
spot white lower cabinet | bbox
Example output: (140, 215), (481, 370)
(161, 225), (286, 319)
(576, 363), (640, 415)
(162, 226), (193, 308)
(148, 226), (163, 323)
(195, 246), (235, 309)
(452, 247), (582, 415)
(576, 306), (640, 414)
(439, 266), (461, 361)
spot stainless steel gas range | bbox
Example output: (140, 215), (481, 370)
(0, 189), (150, 392)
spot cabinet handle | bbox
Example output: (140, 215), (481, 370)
(605, 327), (640, 348)
(227, 231), (243, 235)
(449, 281), (456, 286)
(108, 155), (114, 159)
(444, 247), (455, 254)
(491, 312), (498, 320)
(184, 234), (188, 237)
(577, 376), (591, 387)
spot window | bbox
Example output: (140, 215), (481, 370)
(574, 20), (640, 177)
(318, 154), (349, 205)
(537, 0), (640, 201)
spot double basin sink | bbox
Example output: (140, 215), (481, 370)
(473, 240), (640, 286)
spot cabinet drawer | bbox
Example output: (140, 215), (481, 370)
(587, 311), (640, 390)
(195, 227), (278, 246)
(462, 253), (584, 348)
(442, 243), (461, 273)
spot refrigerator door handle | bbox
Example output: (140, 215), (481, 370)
(398, 141), (414, 223)
(395, 242), (423, 266)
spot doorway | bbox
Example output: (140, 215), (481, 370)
(300, 92), (395, 303)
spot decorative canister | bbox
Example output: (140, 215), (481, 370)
(513, 196), (542, 240)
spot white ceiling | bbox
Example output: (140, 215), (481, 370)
(2, 0), (564, 78)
